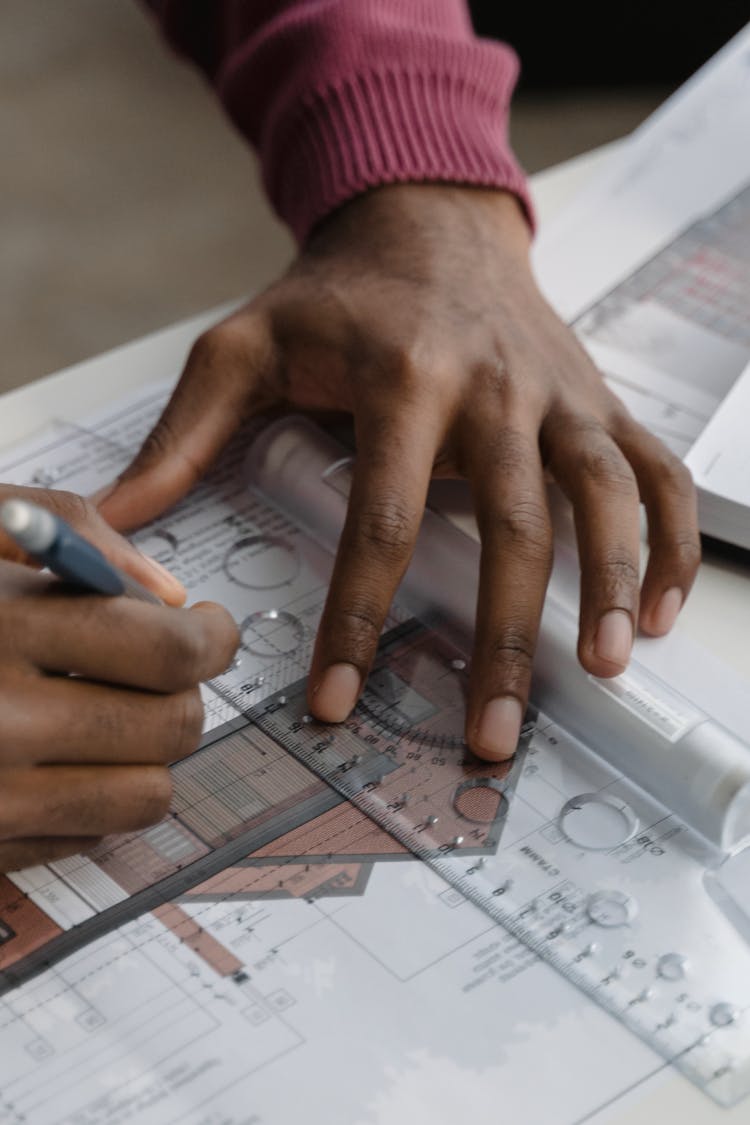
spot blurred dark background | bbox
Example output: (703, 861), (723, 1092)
(470, 2), (748, 86)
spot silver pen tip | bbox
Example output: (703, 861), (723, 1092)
(0, 499), (56, 552)
(0, 499), (33, 535)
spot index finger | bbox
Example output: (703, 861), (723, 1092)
(308, 399), (444, 722)
(96, 311), (276, 532)
(0, 486), (187, 606)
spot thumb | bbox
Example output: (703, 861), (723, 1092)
(0, 485), (187, 606)
(95, 315), (276, 532)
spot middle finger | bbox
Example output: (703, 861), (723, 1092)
(463, 417), (553, 761)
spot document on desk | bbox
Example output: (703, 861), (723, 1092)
(2, 385), (750, 1123)
(533, 23), (750, 546)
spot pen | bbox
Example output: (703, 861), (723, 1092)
(0, 497), (162, 605)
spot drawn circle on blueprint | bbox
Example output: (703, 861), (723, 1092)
(241, 609), (306, 659)
(131, 528), (179, 568)
(224, 535), (300, 590)
(559, 793), (639, 851)
(452, 778), (510, 824)
(357, 643), (469, 751)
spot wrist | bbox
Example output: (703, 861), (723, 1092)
(306, 183), (533, 272)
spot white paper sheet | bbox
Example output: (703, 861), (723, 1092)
(533, 24), (750, 512)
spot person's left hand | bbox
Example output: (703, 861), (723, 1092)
(0, 483), (186, 604)
(0, 485), (238, 871)
(94, 184), (700, 762)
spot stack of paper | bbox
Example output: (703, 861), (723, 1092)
(533, 25), (750, 547)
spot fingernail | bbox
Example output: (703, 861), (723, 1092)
(650, 587), (683, 635)
(88, 481), (118, 508)
(475, 697), (523, 760)
(595, 609), (633, 668)
(139, 552), (186, 598)
(312, 663), (361, 723)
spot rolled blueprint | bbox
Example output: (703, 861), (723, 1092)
(246, 416), (750, 853)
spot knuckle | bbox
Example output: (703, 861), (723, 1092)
(330, 596), (383, 652)
(394, 347), (423, 391)
(189, 328), (218, 365)
(655, 452), (695, 497)
(189, 323), (240, 367)
(1, 666), (31, 708)
(578, 443), (637, 495)
(473, 425), (529, 477)
(167, 689), (205, 762)
(51, 490), (94, 530)
(353, 497), (415, 564)
(605, 398), (636, 432)
(132, 769), (173, 829)
(590, 552), (641, 598)
(486, 625), (536, 676)
(374, 343), (425, 396)
(188, 604), (241, 679)
(665, 533), (702, 575)
(471, 359), (513, 401)
(213, 609), (242, 671)
(483, 501), (552, 563)
(158, 620), (205, 688)
(481, 425), (528, 470)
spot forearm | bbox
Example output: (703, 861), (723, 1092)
(141, 0), (532, 241)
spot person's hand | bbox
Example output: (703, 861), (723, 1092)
(0, 484), (187, 605)
(0, 487), (239, 871)
(94, 184), (700, 762)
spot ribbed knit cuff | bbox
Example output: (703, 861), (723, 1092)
(235, 46), (534, 244)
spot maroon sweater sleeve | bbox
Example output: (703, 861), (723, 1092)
(143, 1), (533, 243)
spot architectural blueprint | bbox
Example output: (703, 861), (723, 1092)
(1, 385), (750, 1123)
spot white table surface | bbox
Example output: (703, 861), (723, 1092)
(1, 147), (748, 1125)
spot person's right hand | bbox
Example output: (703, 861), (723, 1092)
(0, 489), (239, 873)
(93, 186), (700, 765)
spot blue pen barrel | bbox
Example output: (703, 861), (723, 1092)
(0, 498), (161, 604)
(42, 525), (126, 596)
